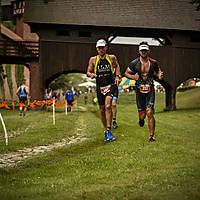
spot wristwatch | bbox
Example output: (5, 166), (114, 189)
(116, 74), (121, 78)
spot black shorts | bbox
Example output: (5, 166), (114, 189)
(19, 96), (27, 104)
(67, 100), (73, 106)
(136, 88), (155, 113)
(112, 84), (119, 98)
(96, 84), (115, 106)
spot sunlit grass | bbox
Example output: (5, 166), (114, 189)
(0, 88), (200, 200)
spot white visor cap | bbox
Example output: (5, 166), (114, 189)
(96, 39), (107, 47)
(139, 44), (149, 51)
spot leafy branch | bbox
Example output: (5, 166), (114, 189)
(191, 0), (200, 10)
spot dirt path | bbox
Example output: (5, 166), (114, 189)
(0, 135), (87, 168)
(0, 107), (88, 168)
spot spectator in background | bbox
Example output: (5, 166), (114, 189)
(45, 89), (52, 100)
(45, 89), (52, 112)
(84, 94), (88, 105)
(52, 90), (58, 99)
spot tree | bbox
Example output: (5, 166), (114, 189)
(48, 73), (88, 91)
(2, 21), (16, 33)
(191, 0), (200, 10)
(0, 65), (7, 98)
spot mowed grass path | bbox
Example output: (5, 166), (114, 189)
(0, 88), (200, 200)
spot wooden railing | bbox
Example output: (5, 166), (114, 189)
(0, 40), (39, 58)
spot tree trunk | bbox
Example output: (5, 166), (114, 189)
(29, 62), (44, 100)
(165, 86), (176, 111)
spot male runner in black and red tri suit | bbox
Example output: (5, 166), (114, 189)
(87, 39), (121, 142)
(125, 42), (163, 142)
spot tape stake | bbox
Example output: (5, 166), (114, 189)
(65, 100), (68, 115)
(0, 113), (8, 145)
(53, 99), (55, 125)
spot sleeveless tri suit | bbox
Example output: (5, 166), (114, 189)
(19, 85), (28, 104)
(128, 57), (160, 113)
(94, 54), (115, 105)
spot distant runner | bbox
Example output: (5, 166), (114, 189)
(65, 89), (74, 112)
(16, 81), (29, 117)
(112, 73), (121, 128)
(125, 42), (163, 142)
(87, 39), (121, 141)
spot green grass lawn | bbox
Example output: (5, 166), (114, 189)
(0, 88), (200, 200)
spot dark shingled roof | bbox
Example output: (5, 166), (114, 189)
(1, 0), (11, 6)
(24, 0), (200, 32)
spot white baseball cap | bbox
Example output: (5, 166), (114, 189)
(96, 39), (107, 47)
(139, 44), (149, 51)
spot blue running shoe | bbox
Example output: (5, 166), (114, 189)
(104, 131), (109, 142)
(113, 121), (118, 129)
(107, 129), (115, 141)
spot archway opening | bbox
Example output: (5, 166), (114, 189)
(45, 72), (96, 102)
(109, 36), (166, 46)
(176, 77), (200, 110)
(177, 78), (200, 92)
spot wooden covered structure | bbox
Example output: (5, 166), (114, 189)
(14, 0), (200, 109)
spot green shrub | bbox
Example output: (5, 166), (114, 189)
(177, 86), (198, 92)
(2, 21), (16, 33)
(15, 64), (25, 88)
(0, 64), (5, 99)
(5, 64), (13, 98)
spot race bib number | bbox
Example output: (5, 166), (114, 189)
(139, 84), (151, 93)
(100, 85), (111, 95)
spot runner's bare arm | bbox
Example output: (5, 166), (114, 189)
(87, 57), (97, 79)
(112, 55), (121, 76)
(154, 68), (163, 80)
(16, 87), (20, 96)
(125, 68), (139, 80)
(111, 55), (121, 85)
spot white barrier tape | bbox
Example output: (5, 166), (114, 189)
(0, 113), (8, 145)
(52, 99), (55, 125)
